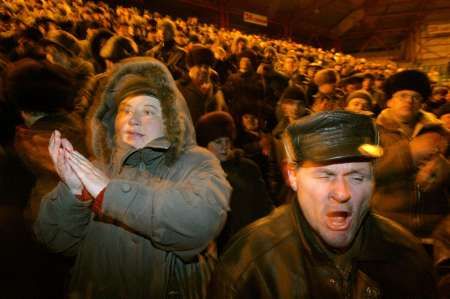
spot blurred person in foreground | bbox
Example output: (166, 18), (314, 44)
(208, 110), (437, 298)
(34, 57), (231, 298)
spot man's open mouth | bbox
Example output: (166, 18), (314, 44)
(326, 211), (352, 231)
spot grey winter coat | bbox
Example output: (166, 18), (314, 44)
(34, 57), (231, 299)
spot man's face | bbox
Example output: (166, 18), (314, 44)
(189, 65), (210, 85)
(239, 57), (252, 73)
(318, 83), (335, 94)
(288, 161), (373, 249)
(241, 113), (259, 131)
(346, 98), (370, 113)
(115, 95), (165, 149)
(387, 90), (422, 123)
(284, 57), (297, 75)
(207, 137), (232, 162)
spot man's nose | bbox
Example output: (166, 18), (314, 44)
(331, 177), (351, 203)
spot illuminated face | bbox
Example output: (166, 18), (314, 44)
(241, 113), (259, 131)
(239, 57), (252, 73)
(318, 83), (335, 94)
(288, 161), (373, 249)
(207, 137), (232, 162)
(346, 98), (370, 113)
(189, 65), (210, 85)
(387, 90), (422, 123)
(115, 95), (165, 149)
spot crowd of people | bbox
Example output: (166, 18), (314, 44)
(0, 0), (449, 298)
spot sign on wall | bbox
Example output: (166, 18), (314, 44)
(243, 11), (268, 27)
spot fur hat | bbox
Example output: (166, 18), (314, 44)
(186, 44), (215, 68)
(345, 90), (373, 108)
(283, 110), (382, 164)
(4, 58), (77, 113)
(43, 30), (81, 57)
(100, 35), (138, 62)
(384, 70), (431, 100)
(314, 69), (339, 86)
(196, 111), (236, 147)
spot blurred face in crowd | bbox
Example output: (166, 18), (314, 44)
(362, 78), (374, 91)
(207, 137), (232, 162)
(344, 83), (361, 94)
(388, 90), (422, 123)
(312, 96), (336, 113)
(440, 113), (450, 130)
(115, 95), (165, 149)
(281, 101), (304, 123)
(189, 65), (210, 86)
(236, 40), (246, 54)
(318, 83), (335, 95)
(288, 161), (374, 249)
(284, 57), (297, 76)
(242, 113), (259, 132)
(239, 57), (252, 73)
(346, 98), (371, 114)
(374, 79), (384, 90)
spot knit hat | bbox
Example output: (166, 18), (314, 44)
(3, 58), (77, 113)
(384, 70), (431, 100)
(314, 69), (339, 86)
(100, 35), (138, 62)
(283, 110), (382, 164)
(196, 111), (236, 147)
(345, 90), (373, 108)
(186, 44), (215, 68)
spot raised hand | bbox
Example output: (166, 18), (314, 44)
(48, 130), (83, 195)
(66, 150), (110, 198)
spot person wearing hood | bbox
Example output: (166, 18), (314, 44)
(34, 57), (231, 298)
(373, 70), (449, 238)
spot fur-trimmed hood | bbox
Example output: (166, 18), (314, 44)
(87, 57), (195, 166)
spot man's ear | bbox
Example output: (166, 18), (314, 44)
(287, 164), (298, 191)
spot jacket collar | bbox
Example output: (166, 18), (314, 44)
(289, 199), (411, 263)
(112, 137), (171, 173)
(376, 108), (443, 138)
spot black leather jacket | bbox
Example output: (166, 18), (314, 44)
(208, 200), (437, 298)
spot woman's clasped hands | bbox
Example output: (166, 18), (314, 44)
(49, 130), (109, 198)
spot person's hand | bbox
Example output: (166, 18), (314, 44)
(410, 132), (443, 165)
(48, 130), (83, 195)
(66, 150), (110, 198)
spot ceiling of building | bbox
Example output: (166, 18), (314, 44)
(220, 0), (450, 54)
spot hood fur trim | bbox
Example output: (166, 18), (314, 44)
(87, 57), (196, 165)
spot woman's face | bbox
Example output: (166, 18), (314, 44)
(115, 95), (165, 149)
(207, 137), (232, 162)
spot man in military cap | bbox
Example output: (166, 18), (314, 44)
(208, 110), (437, 298)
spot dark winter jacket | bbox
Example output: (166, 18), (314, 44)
(208, 200), (438, 299)
(217, 150), (273, 254)
(34, 58), (231, 299)
(177, 77), (227, 125)
(373, 108), (449, 237)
